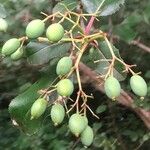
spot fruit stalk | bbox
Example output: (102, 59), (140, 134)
(84, 16), (95, 35)
(79, 62), (150, 129)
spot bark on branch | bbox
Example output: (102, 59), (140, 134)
(79, 62), (150, 129)
(130, 40), (150, 53)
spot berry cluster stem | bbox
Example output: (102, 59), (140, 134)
(84, 16), (95, 35)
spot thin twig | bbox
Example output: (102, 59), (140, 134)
(79, 62), (150, 129)
(130, 40), (150, 53)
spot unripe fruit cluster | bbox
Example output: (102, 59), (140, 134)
(30, 53), (94, 146)
(50, 103), (65, 126)
(2, 14), (148, 149)
(30, 99), (94, 147)
(130, 75), (147, 98)
(31, 98), (48, 119)
(1, 38), (24, 61)
(104, 76), (121, 100)
(26, 19), (45, 39)
(55, 56), (74, 97)
(53, 55), (94, 146)
(31, 99), (65, 126)
(25, 19), (64, 42)
(57, 79), (74, 96)
(104, 75), (147, 100)
(69, 113), (94, 147)
(46, 23), (64, 42)
(56, 57), (73, 76)
(1, 19), (65, 60)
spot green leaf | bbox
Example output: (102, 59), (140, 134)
(19, 82), (32, 93)
(0, 4), (7, 18)
(81, 0), (100, 14)
(9, 74), (56, 135)
(95, 41), (126, 81)
(81, 0), (125, 16)
(122, 130), (138, 142)
(121, 13), (143, 27)
(114, 24), (137, 43)
(26, 42), (47, 56)
(96, 105), (107, 114)
(81, 46), (102, 69)
(53, 0), (77, 14)
(26, 42), (71, 65)
(93, 122), (103, 132)
(143, 4), (150, 24)
(99, 41), (121, 59)
(82, 43), (126, 81)
(113, 12), (143, 43)
(100, 0), (125, 16)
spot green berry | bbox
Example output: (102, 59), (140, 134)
(104, 76), (121, 100)
(81, 126), (94, 147)
(83, 116), (88, 127)
(51, 103), (65, 126)
(130, 75), (147, 97)
(10, 47), (24, 61)
(0, 18), (8, 32)
(26, 19), (45, 39)
(69, 113), (87, 137)
(2, 38), (20, 56)
(46, 23), (64, 42)
(56, 57), (73, 76)
(57, 79), (74, 97)
(31, 98), (48, 119)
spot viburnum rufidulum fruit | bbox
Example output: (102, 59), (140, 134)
(46, 23), (64, 42)
(57, 79), (74, 97)
(81, 115), (88, 128)
(56, 56), (73, 76)
(69, 113), (87, 137)
(31, 98), (48, 119)
(26, 19), (45, 39)
(1, 38), (21, 56)
(81, 126), (94, 147)
(104, 76), (121, 100)
(10, 47), (24, 61)
(50, 103), (65, 126)
(0, 18), (8, 32)
(130, 75), (147, 99)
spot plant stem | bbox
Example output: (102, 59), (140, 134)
(78, 62), (150, 129)
(76, 67), (82, 91)
(84, 16), (95, 35)
(95, 0), (106, 14)
(75, 42), (88, 67)
(104, 36), (116, 57)
(84, 0), (106, 35)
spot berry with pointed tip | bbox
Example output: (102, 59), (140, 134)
(56, 56), (73, 76)
(104, 76), (121, 100)
(57, 79), (74, 97)
(31, 98), (48, 119)
(0, 18), (8, 32)
(46, 23), (64, 42)
(10, 47), (24, 61)
(51, 103), (65, 126)
(82, 116), (88, 127)
(81, 126), (94, 147)
(69, 113), (87, 137)
(26, 19), (45, 39)
(130, 75), (147, 98)
(2, 38), (20, 56)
